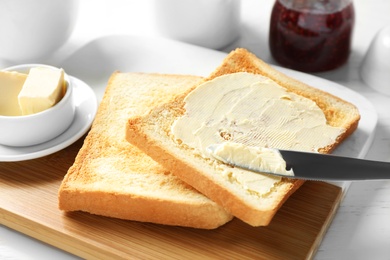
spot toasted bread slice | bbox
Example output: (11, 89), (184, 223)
(126, 49), (360, 226)
(58, 72), (233, 229)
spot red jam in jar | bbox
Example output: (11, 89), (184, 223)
(269, 0), (355, 72)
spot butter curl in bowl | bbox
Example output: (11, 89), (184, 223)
(0, 64), (75, 147)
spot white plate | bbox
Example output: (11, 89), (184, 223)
(61, 35), (377, 161)
(0, 76), (98, 162)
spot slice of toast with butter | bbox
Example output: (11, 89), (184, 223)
(58, 72), (233, 229)
(126, 48), (360, 226)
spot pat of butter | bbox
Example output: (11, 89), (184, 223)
(0, 71), (27, 116)
(18, 67), (65, 115)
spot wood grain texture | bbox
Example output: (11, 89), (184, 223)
(0, 137), (342, 259)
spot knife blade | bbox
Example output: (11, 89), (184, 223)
(207, 143), (390, 181)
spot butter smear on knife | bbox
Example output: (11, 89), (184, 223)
(208, 142), (294, 176)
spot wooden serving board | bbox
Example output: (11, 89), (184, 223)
(0, 137), (342, 259)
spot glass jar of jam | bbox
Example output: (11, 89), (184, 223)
(269, 0), (355, 72)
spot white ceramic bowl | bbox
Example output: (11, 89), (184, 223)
(153, 0), (241, 50)
(0, 64), (75, 147)
(0, 0), (79, 62)
(360, 24), (390, 96)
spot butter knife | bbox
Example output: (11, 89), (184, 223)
(207, 144), (390, 181)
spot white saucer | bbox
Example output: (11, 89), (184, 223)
(0, 76), (98, 162)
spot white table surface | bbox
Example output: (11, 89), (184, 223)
(1, 0), (390, 259)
